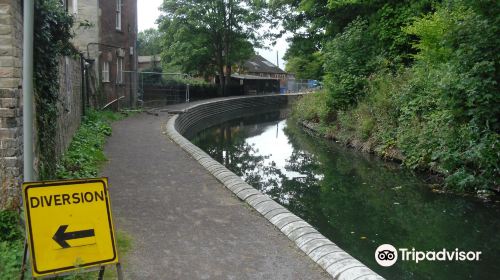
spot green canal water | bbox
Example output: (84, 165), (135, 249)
(189, 109), (500, 280)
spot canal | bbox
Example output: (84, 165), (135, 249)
(189, 109), (499, 279)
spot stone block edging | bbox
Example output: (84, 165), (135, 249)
(164, 96), (384, 280)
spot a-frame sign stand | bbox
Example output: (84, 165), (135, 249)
(20, 178), (124, 279)
(20, 246), (124, 280)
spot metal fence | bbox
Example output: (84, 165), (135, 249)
(137, 72), (243, 108)
(286, 79), (321, 93)
(138, 72), (193, 107)
(134, 72), (322, 108)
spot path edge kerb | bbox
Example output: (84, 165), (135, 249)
(164, 96), (384, 280)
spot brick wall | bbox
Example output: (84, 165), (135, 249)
(99, 0), (137, 109)
(0, 0), (23, 209)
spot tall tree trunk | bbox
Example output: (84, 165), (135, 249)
(225, 64), (231, 96)
(224, 0), (233, 96)
(216, 47), (225, 97)
(219, 64), (225, 96)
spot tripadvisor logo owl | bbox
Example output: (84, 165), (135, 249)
(375, 244), (398, 267)
(375, 244), (482, 267)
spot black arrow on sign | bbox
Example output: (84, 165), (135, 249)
(53, 225), (95, 248)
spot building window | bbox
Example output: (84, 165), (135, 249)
(116, 58), (124, 84)
(116, 0), (122, 31)
(102, 61), (110, 82)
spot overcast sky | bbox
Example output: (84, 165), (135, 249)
(137, 0), (289, 70)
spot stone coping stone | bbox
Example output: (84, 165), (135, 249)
(164, 96), (384, 279)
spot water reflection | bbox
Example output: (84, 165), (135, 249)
(190, 111), (500, 280)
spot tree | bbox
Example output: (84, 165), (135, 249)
(158, 0), (271, 95)
(285, 51), (324, 80)
(272, 0), (435, 77)
(137, 28), (162, 56)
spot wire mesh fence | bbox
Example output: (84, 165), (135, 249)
(137, 72), (240, 108)
(133, 72), (322, 108)
(286, 79), (321, 93)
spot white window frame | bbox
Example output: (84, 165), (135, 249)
(116, 0), (122, 31)
(116, 58), (124, 84)
(102, 61), (110, 82)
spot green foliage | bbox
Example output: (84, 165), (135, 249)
(158, 0), (273, 94)
(290, 0), (499, 193)
(0, 240), (23, 280)
(396, 2), (500, 191)
(285, 51), (324, 80)
(291, 91), (332, 124)
(116, 231), (133, 255)
(56, 111), (123, 179)
(34, 0), (76, 179)
(323, 19), (378, 110)
(0, 211), (23, 280)
(137, 28), (162, 56)
(0, 211), (22, 243)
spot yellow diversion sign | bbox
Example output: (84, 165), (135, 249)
(22, 178), (118, 277)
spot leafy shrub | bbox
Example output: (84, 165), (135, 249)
(285, 51), (325, 80)
(291, 91), (333, 124)
(56, 111), (122, 179)
(397, 2), (500, 191)
(292, 1), (499, 193)
(323, 19), (379, 110)
(0, 210), (22, 242)
(0, 210), (23, 280)
(34, 0), (76, 179)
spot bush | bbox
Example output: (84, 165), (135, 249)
(291, 91), (333, 124)
(323, 19), (379, 110)
(56, 110), (123, 179)
(34, 0), (76, 179)
(292, 1), (499, 193)
(0, 210), (23, 280)
(396, 2), (500, 191)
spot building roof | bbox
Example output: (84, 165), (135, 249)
(231, 74), (280, 80)
(243, 55), (286, 74)
(138, 55), (161, 63)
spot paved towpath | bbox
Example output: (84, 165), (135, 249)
(101, 110), (329, 279)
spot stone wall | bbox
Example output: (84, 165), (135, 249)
(0, 1), (84, 209)
(55, 56), (82, 158)
(0, 0), (23, 209)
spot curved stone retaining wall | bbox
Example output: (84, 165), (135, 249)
(165, 95), (384, 280)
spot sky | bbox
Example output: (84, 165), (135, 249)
(137, 0), (289, 70)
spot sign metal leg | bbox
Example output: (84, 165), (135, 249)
(20, 239), (28, 280)
(116, 263), (124, 280)
(97, 266), (105, 280)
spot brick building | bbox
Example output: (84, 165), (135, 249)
(238, 55), (294, 93)
(86, 0), (138, 109)
(65, 0), (138, 109)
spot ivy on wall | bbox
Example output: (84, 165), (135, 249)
(34, 0), (76, 179)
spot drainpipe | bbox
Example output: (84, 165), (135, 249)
(23, 0), (34, 182)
